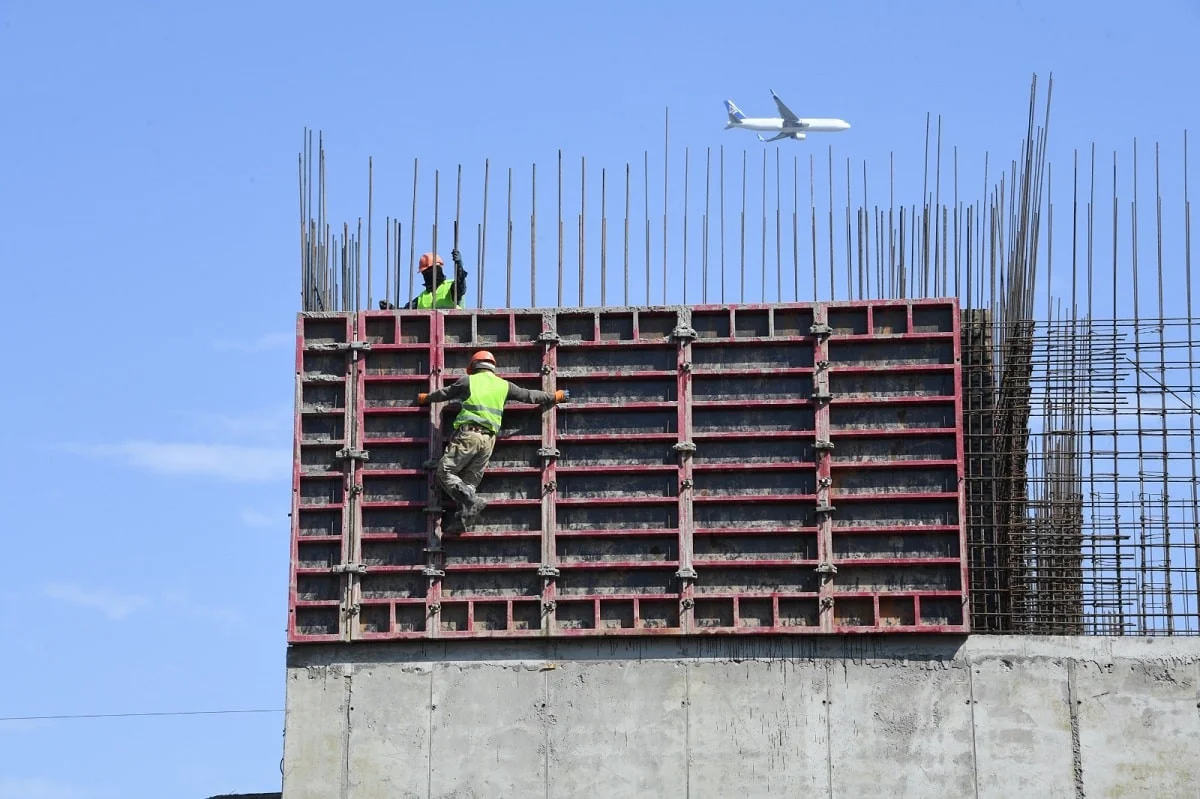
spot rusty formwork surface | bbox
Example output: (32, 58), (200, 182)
(288, 299), (967, 641)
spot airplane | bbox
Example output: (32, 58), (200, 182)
(724, 90), (851, 142)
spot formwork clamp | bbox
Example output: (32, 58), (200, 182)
(813, 439), (835, 451)
(336, 447), (370, 462)
(815, 562), (838, 576)
(811, 391), (833, 403)
(809, 323), (832, 337)
(672, 325), (698, 341)
(675, 566), (699, 582)
(673, 441), (697, 454)
(815, 503), (836, 515)
(538, 330), (561, 344)
(422, 567), (446, 578)
(342, 603), (361, 618)
(537, 447), (561, 460)
(538, 564), (561, 578)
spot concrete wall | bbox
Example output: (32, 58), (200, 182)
(281, 636), (1200, 799)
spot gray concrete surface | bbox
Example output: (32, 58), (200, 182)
(281, 636), (1200, 798)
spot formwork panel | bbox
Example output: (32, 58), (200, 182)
(288, 299), (968, 641)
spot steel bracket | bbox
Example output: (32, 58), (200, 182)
(422, 567), (446, 578)
(537, 447), (561, 460)
(330, 563), (367, 575)
(672, 325), (698, 341)
(336, 447), (369, 462)
(538, 564), (561, 578)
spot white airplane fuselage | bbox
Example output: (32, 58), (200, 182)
(731, 117), (851, 133)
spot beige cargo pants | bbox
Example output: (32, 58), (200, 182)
(436, 426), (496, 507)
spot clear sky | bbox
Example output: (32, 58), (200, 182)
(1, 1), (1198, 797)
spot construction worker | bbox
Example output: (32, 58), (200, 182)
(417, 350), (569, 530)
(378, 248), (468, 310)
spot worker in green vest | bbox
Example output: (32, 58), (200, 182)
(378, 249), (468, 310)
(418, 350), (569, 530)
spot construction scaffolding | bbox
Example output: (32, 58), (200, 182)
(296, 75), (1199, 636)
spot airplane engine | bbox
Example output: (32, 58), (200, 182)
(792, 133), (807, 140)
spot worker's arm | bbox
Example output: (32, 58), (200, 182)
(401, 293), (423, 310)
(420, 376), (471, 405)
(449, 249), (469, 306)
(506, 383), (568, 407)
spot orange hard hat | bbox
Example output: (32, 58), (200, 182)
(418, 252), (444, 273)
(468, 350), (497, 372)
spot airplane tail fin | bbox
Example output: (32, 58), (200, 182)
(724, 100), (746, 128)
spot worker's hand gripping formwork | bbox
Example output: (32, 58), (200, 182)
(289, 299), (967, 641)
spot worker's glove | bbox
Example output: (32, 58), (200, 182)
(451, 249), (463, 267)
(379, 300), (396, 310)
(416, 392), (430, 406)
(554, 389), (570, 403)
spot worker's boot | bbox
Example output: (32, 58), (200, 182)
(455, 486), (488, 529)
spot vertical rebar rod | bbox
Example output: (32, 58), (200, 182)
(625, 163), (631, 306)
(828, 146), (835, 299)
(704, 148), (711, 304)
(505, 167), (513, 308)
(579, 157), (586, 307)
(720, 146), (726, 303)
(557, 151), (563, 307)
(761, 149), (767, 302)
(776, 148), (782, 301)
(454, 164), (462, 306)
(793, 156), (799, 301)
(408, 159), (418, 309)
(384, 215), (390, 310)
(1131, 139), (1148, 634)
(1184, 129), (1199, 621)
(432, 169), (440, 310)
(367, 157), (373, 309)
(845, 157), (852, 300)
(480, 159), (490, 308)
(531, 164), (537, 307)
(740, 150), (747, 303)
(663, 108), (669, 304)
(645, 151), (651, 305)
(602, 167), (608, 307)
(1154, 141), (1173, 630)
(683, 149), (689, 304)
(810, 154), (818, 300)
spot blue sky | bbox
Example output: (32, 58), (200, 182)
(1, 1), (1198, 797)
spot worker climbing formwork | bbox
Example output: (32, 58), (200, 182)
(418, 349), (569, 531)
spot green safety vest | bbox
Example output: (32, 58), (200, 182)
(453, 371), (509, 433)
(416, 280), (460, 309)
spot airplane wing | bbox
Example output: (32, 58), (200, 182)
(770, 90), (802, 126)
(757, 133), (791, 142)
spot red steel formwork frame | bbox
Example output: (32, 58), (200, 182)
(288, 299), (968, 641)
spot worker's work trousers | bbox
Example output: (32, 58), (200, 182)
(436, 427), (496, 503)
